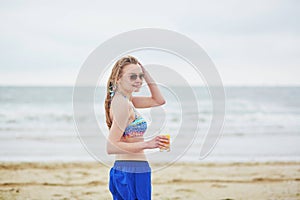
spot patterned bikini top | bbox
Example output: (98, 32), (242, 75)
(123, 106), (147, 138)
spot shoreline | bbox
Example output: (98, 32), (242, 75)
(1, 161), (299, 199)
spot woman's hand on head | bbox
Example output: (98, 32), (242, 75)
(138, 62), (145, 72)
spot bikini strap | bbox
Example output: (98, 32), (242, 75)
(131, 104), (138, 118)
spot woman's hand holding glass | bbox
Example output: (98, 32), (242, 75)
(146, 135), (170, 150)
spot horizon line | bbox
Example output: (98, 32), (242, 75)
(1, 84), (300, 87)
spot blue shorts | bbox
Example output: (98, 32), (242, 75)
(109, 160), (151, 200)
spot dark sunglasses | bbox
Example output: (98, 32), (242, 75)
(129, 73), (144, 81)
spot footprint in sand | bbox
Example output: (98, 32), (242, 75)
(175, 188), (196, 193)
(211, 183), (227, 188)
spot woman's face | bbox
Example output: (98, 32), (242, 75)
(118, 63), (144, 93)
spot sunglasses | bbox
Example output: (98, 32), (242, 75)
(129, 73), (144, 81)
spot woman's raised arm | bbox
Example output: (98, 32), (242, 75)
(131, 63), (166, 108)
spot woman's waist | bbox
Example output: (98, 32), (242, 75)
(115, 153), (147, 161)
(120, 136), (144, 143)
(112, 159), (151, 173)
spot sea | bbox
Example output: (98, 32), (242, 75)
(0, 86), (300, 163)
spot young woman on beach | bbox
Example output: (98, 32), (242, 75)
(105, 55), (168, 200)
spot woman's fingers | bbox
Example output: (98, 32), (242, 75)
(156, 136), (169, 148)
(158, 136), (169, 143)
(149, 136), (170, 148)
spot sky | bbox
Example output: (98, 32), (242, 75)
(0, 0), (299, 86)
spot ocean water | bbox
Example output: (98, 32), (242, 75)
(0, 86), (300, 162)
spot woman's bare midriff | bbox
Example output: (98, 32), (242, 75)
(115, 137), (147, 161)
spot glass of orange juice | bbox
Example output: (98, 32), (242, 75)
(160, 134), (170, 152)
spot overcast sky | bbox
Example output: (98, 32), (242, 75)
(0, 0), (299, 86)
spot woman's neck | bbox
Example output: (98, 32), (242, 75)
(116, 88), (131, 100)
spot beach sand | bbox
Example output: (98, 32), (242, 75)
(0, 162), (299, 200)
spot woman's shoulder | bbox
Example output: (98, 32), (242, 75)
(110, 95), (131, 124)
(110, 94), (131, 113)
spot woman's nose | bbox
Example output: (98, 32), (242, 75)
(136, 77), (143, 82)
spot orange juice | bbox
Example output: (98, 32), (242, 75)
(160, 134), (170, 152)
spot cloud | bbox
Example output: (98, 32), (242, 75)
(0, 0), (299, 85)
(178, 0), (300, 34)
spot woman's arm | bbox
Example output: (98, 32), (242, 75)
(131, 63), (166, 108)
(106, 122), (166, 154)
(106, 96), (167, 154)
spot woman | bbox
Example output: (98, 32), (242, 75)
(105, 55), (167, 200)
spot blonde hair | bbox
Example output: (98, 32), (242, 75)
(104, 55), (139, 129)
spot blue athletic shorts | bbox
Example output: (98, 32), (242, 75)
(109, 160), (151, 200)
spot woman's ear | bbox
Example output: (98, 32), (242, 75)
(116, 78), (121, 85)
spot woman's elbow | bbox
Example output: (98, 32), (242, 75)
(158, 99), (166, 105)
(106, 148), (113, 155)
(106, 142), (116, 155)
(106, 147), (112, 155)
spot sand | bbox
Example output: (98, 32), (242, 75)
(0, 161), (299, 200)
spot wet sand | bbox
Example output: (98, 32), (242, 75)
(0, 162), (299, 200)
